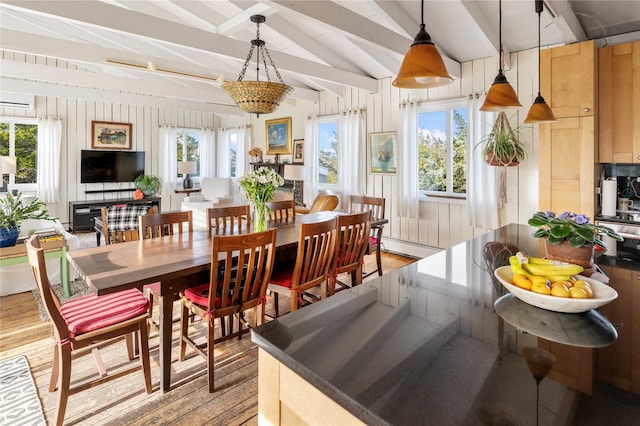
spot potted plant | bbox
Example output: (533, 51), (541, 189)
(477, 112), (526, 167)
(134, 174), (161, 197)
(528, 211), (623, 274)
(0, 192), (55, 247)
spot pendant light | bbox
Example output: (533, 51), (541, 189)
(221, 15), (293, 117)
(524, 0), (557, 123)
(392, 0), (453, 89)
(480, 0), (523, 111)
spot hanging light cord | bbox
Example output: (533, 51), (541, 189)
(499, 0), (504, 73)
(421, 0), (424, 26)
(536, 6), (542, 95)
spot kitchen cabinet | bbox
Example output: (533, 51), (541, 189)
(599, 41), (640, 163)
(598, 264), (640, 395)
(540, 40), (597, 119)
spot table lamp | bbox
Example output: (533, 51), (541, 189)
(284, 164), (305, 206)
(178, 161), (197, 189)
(1, 156), (16, 193)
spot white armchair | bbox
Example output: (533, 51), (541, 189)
(0, 218), (80, 296)
(180, 177), (234, 229)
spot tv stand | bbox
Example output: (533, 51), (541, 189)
(68, 197), (161, 233)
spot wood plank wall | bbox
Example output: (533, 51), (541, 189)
(1, 48), (541, 251)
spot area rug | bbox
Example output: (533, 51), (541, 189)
(0, 355), (46, 426)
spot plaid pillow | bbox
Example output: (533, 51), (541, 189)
(106, 205), (151, 231)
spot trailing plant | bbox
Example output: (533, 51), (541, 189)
(476, 112), (526, 167)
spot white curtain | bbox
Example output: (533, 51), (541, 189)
(397, 102), (419, 218)
(36, 117), (61, 202)
(216, 128), (231, 177)
(340, 110), (366, 200)
(158, 126), (178, 195)
(467, 94), (500, 229)
(236, 126), (249, 177)
(304, 116), (318, 206)
(199, 128), (216, 178)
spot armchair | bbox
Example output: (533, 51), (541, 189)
(295, 190), (339, 215)
(180, 177), (234, 229)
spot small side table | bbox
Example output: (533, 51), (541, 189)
(174, 188), (201, 196)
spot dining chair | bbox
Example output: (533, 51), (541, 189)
(267, 217), (337, 317)
(100, 204), (157, 244)
(206, 205), (251, 234)
(348, 195), (386, 278)
(178, 229), (277, 393)
(138, 210), (194, 332)
(266, 199), (295, 222)
(26, 235), (152, 426)
(330, 210), (372, 294)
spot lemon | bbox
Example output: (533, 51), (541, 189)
(551, 284), (570, 298)
(530, 276), (550, 286)
(531, 281), (551, 295)
(512, 274), (527, 285)
(573, 280), (593, 298)
(514, 277), (533, 291)
(569, 287), (589, 298)
(551, 280), (572, 289)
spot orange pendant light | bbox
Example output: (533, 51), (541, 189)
(392, 0), (453, 89)
(480, 0), (522, 111)
(524, 0), (557, 123)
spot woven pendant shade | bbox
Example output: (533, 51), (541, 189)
(524, 94), (556, 123)
(222, 81), (292, 115)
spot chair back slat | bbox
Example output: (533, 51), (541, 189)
(334, 210), (372, 272)
(102, 205), (157, 245)
(292, 218), (337, 293)
(348, 195), (385, 221)
(139, 211), (193, 239)
(266, 199), (295, 221)
(206, 205), (251, 234)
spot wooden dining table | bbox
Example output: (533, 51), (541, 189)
(67, 211), (385, 392)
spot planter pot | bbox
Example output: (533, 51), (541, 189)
(484, 151), (519, 167)
(545, 239), (595, 277)
(0, 226), (20, 248)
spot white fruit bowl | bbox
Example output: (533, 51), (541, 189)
(494, 266), (618, 313)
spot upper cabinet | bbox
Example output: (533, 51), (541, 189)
(599, 41), (640, 163)
(541, 40), (597, 118)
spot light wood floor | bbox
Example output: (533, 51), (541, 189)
(0, 251), (416, 425)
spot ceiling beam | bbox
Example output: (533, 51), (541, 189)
(545, 0), (588, 43)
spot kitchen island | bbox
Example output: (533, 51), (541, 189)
(252, 224), (627, 425)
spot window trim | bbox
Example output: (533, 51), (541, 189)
(316, 114), (341, 190)
(175, 128), (201, 183)
(417, 98), (468, 199)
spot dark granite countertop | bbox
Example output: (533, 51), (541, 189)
(252, 224), (628, 425)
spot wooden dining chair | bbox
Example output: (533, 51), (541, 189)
(138, 210), (194, 332)
(26, 236), (152, 426)
(101, 204), (157, 245)
(266, 199), (295, 222)
(348, 195), (386, 278)
(267, 217), (337, 317)
(178, 229), (277, 393)
(206, 205), (251, 234)
(330, 210), (372, 294)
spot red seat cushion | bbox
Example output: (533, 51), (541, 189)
(184, 284), (222, 309)
(60, 288), (149, 338)
(269, 269), (294, 289)
(369, 236), (379, 245)
(143, 281), (162, 295)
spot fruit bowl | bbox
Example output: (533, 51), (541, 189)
(494, 266), (618, 313)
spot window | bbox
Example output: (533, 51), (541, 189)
(176, 130), (200, 180)
(228, 131), (238, 178)
(418, 100), (468, 197)
(317, 116), (339, 186)
(0, 118), (38, 191)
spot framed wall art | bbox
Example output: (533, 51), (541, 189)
(91, 121), (132, 150)
(292, 139), (304, 164)
(368, 132), (397, 175)
(265, 117), (292, 155)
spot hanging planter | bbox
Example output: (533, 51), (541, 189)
(477, 112), (526, 167)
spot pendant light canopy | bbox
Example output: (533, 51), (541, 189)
(480, 0), (522, 111)
(392, 0), (453, 89)
(221, 15), (292, 117)
(524, 0), (557, 123)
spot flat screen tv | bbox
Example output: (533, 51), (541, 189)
(80, 150), (145, 183)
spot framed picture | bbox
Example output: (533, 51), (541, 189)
(265, 117), (292, 155)
(91, 121), (132, 150)
(368, 132), (397, 175)
(292, 139), (304, 164)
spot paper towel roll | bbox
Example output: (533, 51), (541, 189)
(602, 179), (617, 217)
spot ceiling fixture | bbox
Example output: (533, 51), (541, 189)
(480, 0), (523, 111)
(392, 0), (453, 89)
(524, 0), (557, 123)
(221, 15), (293, 116)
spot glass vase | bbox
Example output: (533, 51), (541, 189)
(253, 202), (268, 232)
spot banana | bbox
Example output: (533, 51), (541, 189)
(522, 262), (584, 277)
(544, 274), (573, 282)
(527, 256), (560, 265)
(509, 255), (532, 278)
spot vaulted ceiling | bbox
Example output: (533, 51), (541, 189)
(1, 0), (639, 115)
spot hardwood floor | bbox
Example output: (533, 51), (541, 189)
(0, 251), (416, 425)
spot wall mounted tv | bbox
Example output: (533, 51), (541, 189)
(80, 150), (145, 183)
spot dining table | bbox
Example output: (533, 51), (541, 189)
(66, 210), (387, 393)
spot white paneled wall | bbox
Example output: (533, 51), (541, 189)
(2, 48), (540, 251)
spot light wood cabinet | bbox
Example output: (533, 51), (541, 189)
(540, 40), (597, 119)
(599, 41), (640, 163)
(597, 264), (640, 395)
